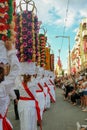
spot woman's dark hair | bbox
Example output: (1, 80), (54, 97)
(0, 66), (4, 82)
(0, 66), (4, 74)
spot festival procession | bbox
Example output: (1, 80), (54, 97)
(0, 0), (87, 130)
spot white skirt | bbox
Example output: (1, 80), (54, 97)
(44, 87), (50, 109)
(18, 100), (37, 130)
(36, 92), (45, 120)
(49, 85), (56, 102)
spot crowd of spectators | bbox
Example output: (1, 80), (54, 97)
(55, 70), (87, 130)
(55, 69), (87, 111)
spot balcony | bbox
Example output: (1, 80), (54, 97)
(77, 30), (80, 37)
(75, 36), (79, 41)
(82, 18), (87, 25)
(82, 30), (87, 38)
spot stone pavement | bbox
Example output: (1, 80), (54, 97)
(7, 88), (87, 130)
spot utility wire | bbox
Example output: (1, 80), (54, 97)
(60, 0), (70, 54)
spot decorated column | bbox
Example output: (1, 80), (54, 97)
(45, 47), (50, 70)
(16, 0), (39, 62)
(39, 34), (47, 68)
(34, 16), (41, 65)
(50, 53), (54, 71)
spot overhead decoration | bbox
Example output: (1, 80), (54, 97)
(45, 47), (50, 70)
(39, 27), (47, 68)
(16, 0), (39, 62)
(50, 54), (54, 71)
(34, 16), (41, 65)
(39, 34), (47, 68)
(0, 0), (16, 41)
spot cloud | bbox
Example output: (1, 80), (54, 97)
(16, 0), (87, 28)
(73, 28), (79, 33)
(16, 0), (87, 29)
(79, 9), (87, 18)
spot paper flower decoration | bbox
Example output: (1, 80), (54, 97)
(39, 34), (46, 68)
(0, 0), (16, 41)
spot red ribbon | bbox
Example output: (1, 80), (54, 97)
(36, 90), (43, 92)
(20, 96), (33, 100)
(44, 82), (55, 103)
(49, 79), (54, 85)
(38, 83), (43, 91)
(22, 82), (41, 122)
(0, 115), (12, 130)
(38, 83), (46, 97)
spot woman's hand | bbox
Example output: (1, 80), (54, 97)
(14, 99), (18, 104)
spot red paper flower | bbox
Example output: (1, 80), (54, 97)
(2, 35), (7, 41)
(27, 31), (32, 35)
(4, 14), (9, 20)
(0, 0), (8, 2)
(23, 35), (27, 39)
(23, 19), (27, 24)
(0, 18), (6, 23)
(27, 59), (32, 63)
(23, 42), (27, 47)
(0, 6), (9, 13)
(22, 27), (27, 31)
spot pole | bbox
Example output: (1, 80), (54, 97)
(55, 35), (71, 75)
(68, 36), (71, 74)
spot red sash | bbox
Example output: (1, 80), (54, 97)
(36, 90), (43, 93)
(44, 82), (55, 103)
(20, 97), (33, 100)
(38, 83), (43, 91)
(37, 83), (46, 97)
(0, 115), (12, 130)
(49, 79), (55, 90)
(49, 79), (54, 85)
(22, 82), (41, 122)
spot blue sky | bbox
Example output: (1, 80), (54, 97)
(16, 0), (87, 69)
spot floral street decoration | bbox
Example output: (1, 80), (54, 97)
(45, 47), (50, 70)
(39, 34), (47, 68)
(50, 54), (54, 71)
(16, 10), (40, 62)
(16, 0), (40, 62)
(34, 15), (40, 65)
(16, 11), (33, 62)
(0, 0), (16, 41)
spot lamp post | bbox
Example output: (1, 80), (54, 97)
(55, 35), (71, 74)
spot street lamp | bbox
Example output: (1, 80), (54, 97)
(55, 35), (71, 74)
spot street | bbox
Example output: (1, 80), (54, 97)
(7, 88), (87, 130)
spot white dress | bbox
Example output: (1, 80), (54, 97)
(0, 50), (20, 130)
(18, 81), (37, 130)
(43, 77), (51, 109)
(36, 77), (45, 120)
(46, 77), (56, 103)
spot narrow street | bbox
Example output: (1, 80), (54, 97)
(8, 88), (87, 130)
